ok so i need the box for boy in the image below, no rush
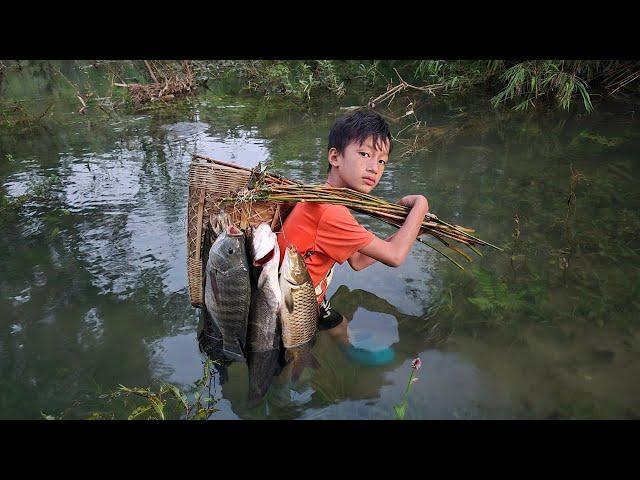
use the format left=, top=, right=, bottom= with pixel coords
left=276, top=109, right=429, bottom=330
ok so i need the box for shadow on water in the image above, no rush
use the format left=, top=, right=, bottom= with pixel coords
left=194, top=284, right=449, bottom=420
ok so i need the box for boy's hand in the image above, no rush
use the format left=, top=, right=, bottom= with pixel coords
left=399, top=195, right=429, bottom=213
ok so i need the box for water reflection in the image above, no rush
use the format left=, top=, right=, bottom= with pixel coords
left=194, top=285, right=450, bottom=419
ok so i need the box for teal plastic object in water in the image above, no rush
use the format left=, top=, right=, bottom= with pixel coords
left=342, top=345, right=395, bottom=366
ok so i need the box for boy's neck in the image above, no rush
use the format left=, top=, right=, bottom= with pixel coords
left=325, top=169, right=344, bottom=188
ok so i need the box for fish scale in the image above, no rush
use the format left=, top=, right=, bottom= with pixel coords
left=282, top=283, right=318, bottom=347
left=279, top=244, right=319, bottom=350
left=204, top=228, right=251, bottom=361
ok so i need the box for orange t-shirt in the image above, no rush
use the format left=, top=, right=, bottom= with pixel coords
left=277, top=203, right=375, bottom=304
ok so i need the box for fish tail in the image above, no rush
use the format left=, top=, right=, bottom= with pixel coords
left=288, top=348, right=320, bottom=382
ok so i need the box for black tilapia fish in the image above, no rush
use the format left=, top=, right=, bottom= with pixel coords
left=198, top=311, right=231, bottom=385
left=246, top=223, right=285, bottom=406
left=204, top=224, right=251, bottom=362
left=278, top=243, right=320, bottom=382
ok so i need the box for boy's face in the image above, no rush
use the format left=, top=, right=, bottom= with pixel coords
left=328, top=136, right=390, bottom=193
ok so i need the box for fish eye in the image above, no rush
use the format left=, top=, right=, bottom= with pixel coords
left=228, top=248, right=234, bottom=254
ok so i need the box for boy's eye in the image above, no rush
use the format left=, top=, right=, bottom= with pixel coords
left=359, top=152, right=370, bottom=158
left=378, top=159, right=387, bottom=165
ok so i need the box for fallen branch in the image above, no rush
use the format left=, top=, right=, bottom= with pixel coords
left=114, top=61, right=197, bottom=104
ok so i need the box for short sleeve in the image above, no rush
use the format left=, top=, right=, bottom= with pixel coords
left=316, top=205, right=375, bottom=264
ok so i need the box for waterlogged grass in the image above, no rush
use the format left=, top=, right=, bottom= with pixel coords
left=424, top=154, right=640, bottom=337
left=43, top=358, right=220, bottom=420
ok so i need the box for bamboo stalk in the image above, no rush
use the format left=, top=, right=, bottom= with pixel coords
left=210, top=158, right=501, bottom=271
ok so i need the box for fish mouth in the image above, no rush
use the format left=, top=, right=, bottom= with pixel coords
left=253, top=247, right=275, bottom=266
left=227, top=225, right=243, bottom=237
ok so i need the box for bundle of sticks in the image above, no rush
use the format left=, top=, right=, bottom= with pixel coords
left=221, top=167, right=501, bottom=270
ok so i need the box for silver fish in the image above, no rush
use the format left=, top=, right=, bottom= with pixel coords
left=248, top=223, right=281, bottom=352
left=204, top=224, right=251, bottom=361
left=246, top=223, right=284, bottom=405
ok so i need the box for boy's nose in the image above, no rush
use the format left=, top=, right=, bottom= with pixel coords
left=367, top=159, right=379, bottom=174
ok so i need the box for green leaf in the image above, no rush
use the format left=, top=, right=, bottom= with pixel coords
left=393, top=404, right=406, bottom=420
left=163, top=383, right=189, bottom=412
left=128, top=404, right=154, bottom=420
left=148, top=396, right=166, bottom=420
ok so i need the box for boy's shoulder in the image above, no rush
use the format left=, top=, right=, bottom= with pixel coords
left=289, top=201, right=347, bottom=216
left=286, top=202, right=364, bottom=229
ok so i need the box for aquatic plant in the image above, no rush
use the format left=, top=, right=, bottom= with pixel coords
left=490, top=61, right=595, bottom=112
left=556, top=166, right=588, bottom=286
left=90, top=358, right=219, bottom=420
left=394, top=357, right=421, bottom=420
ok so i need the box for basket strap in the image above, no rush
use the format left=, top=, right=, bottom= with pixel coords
left=194, top=188, right=206, bottom=262
left=270, top=203, right=281, bottom=231
left=314, top=265, right=335, bottom=299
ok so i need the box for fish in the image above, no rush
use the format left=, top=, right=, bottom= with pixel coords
left=247, top=348, right=284, bottom=408
left=202, top=210, right=231, bottom=273
left=279, top=342, right=319, bottom=384
left=278, top=243, right=320, bottom=381
left=209, top=211, right=231, bottom=239
left=204, top=224, right=251, bottom=362
left=197, top=310, right=231, bottom=385
left=245, top=223, right=284, bottom=405
left=248, top=223, right=282, bottom=352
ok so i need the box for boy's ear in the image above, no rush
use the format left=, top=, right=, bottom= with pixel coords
left=328, top=147, right=340, bottom=168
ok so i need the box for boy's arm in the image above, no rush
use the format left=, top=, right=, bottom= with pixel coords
left=347, top=233, right=396, bottom=270
left=348, top=195, right=428, bottom=270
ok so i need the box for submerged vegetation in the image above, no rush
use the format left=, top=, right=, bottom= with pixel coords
left=44, top=358, right=219, bottom=420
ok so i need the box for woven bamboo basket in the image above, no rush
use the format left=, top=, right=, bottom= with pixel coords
left=187, top=154, right=293, bottom=308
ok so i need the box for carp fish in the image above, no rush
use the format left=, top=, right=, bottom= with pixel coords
left=278, top=243, right=320, bottom=380
left=204, top=224, right=251, bottom=362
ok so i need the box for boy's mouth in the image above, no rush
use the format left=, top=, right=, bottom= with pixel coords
left=362, top=176, right=376, bottom=186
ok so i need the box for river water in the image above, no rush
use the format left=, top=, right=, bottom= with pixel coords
left=1, top=61, right=639, bottom=419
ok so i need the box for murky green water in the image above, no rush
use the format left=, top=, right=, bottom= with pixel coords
left=1, top=61, right=639, bottom=419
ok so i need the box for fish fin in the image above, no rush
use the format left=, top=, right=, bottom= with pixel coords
left=284, top=291, right=294, bottom=313
left=209, top=271, right=220, bottom=305
left=290, top=357, right=304, bottom=383
left=304, top=350, right=320, bottom=370
left=289, top=348, right=319, bottom=382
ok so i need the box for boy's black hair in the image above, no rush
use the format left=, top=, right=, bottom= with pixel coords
left=327, top=109, right=392, bottom=171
